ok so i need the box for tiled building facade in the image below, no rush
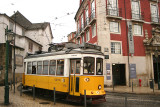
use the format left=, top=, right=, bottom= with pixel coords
left=72, top=0, right=160, bottom=86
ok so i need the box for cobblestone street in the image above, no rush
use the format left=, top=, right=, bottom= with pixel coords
left=0, top=83, right=82, bottom=107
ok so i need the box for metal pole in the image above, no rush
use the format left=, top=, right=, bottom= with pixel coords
left=20, top=83, right=22, bottom=96
left=4, top=40, right=9, bottom=105
left=125, top=93, right=127, bottom=107
left=132, top=81, right=133, bottom=92
left=33, top=85, right=35, bottom=100
left=84, top=90, right=86, bottom=107
left=156, top=57, right=160, bottom=90
left=10, top=80, right=12, bottom=90
left=54, top=87, right=56, bottom=105
left=153, top=79, right=154, bottom=93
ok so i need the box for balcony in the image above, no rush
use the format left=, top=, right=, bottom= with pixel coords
left=89, top=10, right=96, bottom=25
left=151, top=15, right=160, bottom=24
left=131, top=11, right=144, bottom=22
left=106, top=6, right=122, bottom=19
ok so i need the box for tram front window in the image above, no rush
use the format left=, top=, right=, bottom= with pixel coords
left=83, top=57, right=95, bottom=75
left=96, top=58, right=103, bottom=75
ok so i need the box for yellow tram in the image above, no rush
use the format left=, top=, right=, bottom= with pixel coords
left=22, top=43, right=106, bottom=104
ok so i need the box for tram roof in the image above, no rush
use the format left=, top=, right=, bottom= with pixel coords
left=25, top=43, right=104, bottom=59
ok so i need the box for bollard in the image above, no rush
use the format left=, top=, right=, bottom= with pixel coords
left=53, top=87, right=56, bottom=105
left=16, top=77, right=17, bottom=85
left=84, top=90, right=87, bottom=107
left=132, top=81, right=133, bottom=92
left=20, top=83, right=22, bottom=96
left=153, top=79, right=154, bottom=93
left=125, top=93, right=127, bottom=107
left=10, top=80, right=12, bottom=90
left=33, top=85, right=35, bottom=100
left=113, top=82, right=114, bottom=91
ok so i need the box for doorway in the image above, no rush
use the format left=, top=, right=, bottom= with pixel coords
left=112, top=64, right=126, bottom=85
left=153, top=55, right=160, bottom=83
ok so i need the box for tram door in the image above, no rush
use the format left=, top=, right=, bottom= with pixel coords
left=69, top=59, right=81, bottom=96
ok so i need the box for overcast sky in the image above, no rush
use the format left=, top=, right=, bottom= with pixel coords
left=0, top=0, right=79, bottom=43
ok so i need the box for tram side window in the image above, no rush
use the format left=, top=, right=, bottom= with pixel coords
left=49, top=60, right=56, bottom=75
left=37, top=61, right=42, bottom=75
left=76, top=60, right=81, bottom=74
left=83, top=57, right=95, bottom=75
left=96, top=58, right=103, bottom=75
left=32, top=62, right=37, bottom=74
left=43, top=61, right=49, bottom=75
left=57, top=60, right=64, bottom=76
left=27, top=62, right=32, bottom=74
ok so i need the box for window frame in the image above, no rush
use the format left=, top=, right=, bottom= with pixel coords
left=109, top=21, right=120, bottom=33
left=49, top=60, right=56, bottom=75
left=56, top=59, right=64, bottom=76
left=86, top=30, right=90, bottom=42
left=92, top=24, right=96, bottom=38
left=83, top=57, right=95, bottom=75
left=133, top=24, right=143, bottom=36
left=111, top=42, right=121, bottom=54
left=42, top=60, right=49, bottom=75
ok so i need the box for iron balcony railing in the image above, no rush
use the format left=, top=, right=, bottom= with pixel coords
left=106, top=7, right=122, bottom=17
left=84, top=17, right=89, bottom=28
left=131, top=11, right=144, bottom=20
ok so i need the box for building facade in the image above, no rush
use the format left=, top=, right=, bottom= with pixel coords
left=73, top=0, right=160, bottom=86
left=0, top=11, right=53, bottom=84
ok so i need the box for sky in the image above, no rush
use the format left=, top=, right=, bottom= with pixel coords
left=0, top=0, right=79, bottom=43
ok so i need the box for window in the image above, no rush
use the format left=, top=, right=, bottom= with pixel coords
left=108, top=0, right=118, bottom=16
left=85, top=7, right=89, bottom=25
left=110, top=21, right=120, bottom=33
left=43, top=61, right=49, bottom=75
left=83, top=57, right=95, bottom=75
left=71, top=59, right=81, bottom=74
left=29, top=42, right=33, bottom=52
left=131, top=1, right=140, bottom=19
left=81, top=14, right=84, bottom=29
left=32, top=62, right=37, bottom=74
left=57, top=60, right=64, bottom=76
left=27, top=62, right=32, bottom=74
left=77, top=38, right=80, bottom=44
left=9, top=21, right=14, bottom=31
left=151, top=4, right=159, bottom=23
left=49, top=60, right=56, bottom=75
left=96, top=58, right=103, bottom=75
left=92, top=24, right=96, bottom=38
left=86, top=30, right=90, bottom=42
left=37, top=61, right=42, bottom=74
left=134, top=24, right=142, bottom=35
left=91, top=0, right=95, bottom=18
left=111, top=42, right=121, bottom=54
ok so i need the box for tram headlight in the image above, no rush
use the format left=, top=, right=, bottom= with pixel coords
left=98, top=85, right=102, bottom=90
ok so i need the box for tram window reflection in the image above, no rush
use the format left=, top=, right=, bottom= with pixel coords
left=96, top=58, right=103, bottom=75
left=49, top=60, right=56, bottom=75
left=27, top=62, right=32, bottom=74
left=43, top=61, right=49, bottom=75
left=76, top=60, right=80, bottom=74
left=32, top=62, right=37, bottom=74
left=83, top=57, right=95, bottom=75
left=37, top=61, right=42, bottom=75
left=57, top=60, right=64, bottom=76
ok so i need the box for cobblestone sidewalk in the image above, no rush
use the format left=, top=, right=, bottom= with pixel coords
left=0, top=83, right=80, bottom=107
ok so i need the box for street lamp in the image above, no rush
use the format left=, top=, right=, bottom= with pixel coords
left=4, top=26, right=14, bottom=105
left=155, top=49, right=160, bottom=90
